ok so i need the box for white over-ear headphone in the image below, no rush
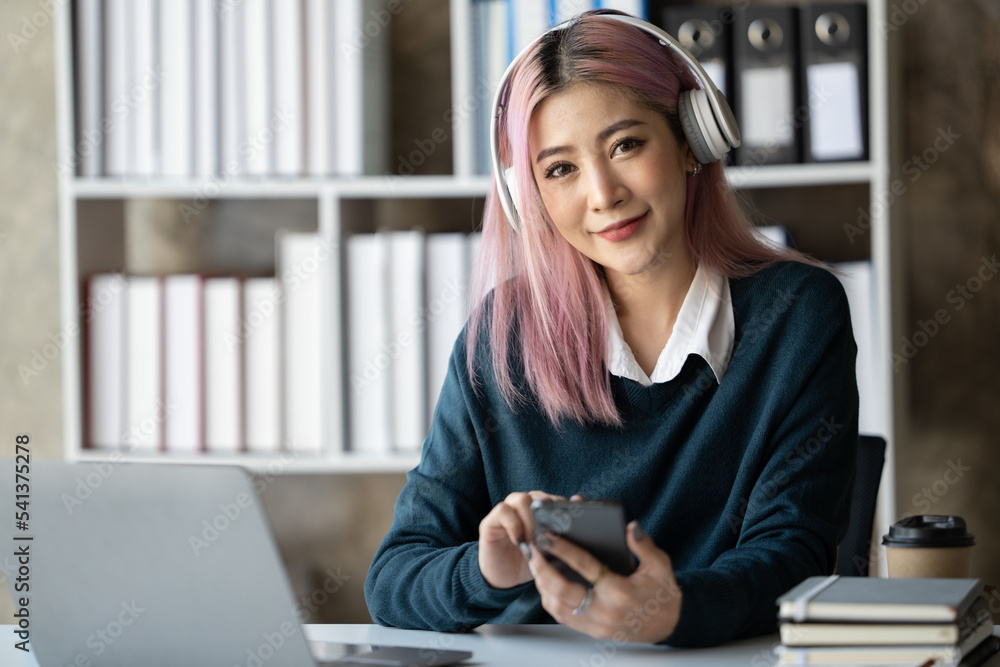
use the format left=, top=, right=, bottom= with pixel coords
left=489, top=13, right=741, bottom=232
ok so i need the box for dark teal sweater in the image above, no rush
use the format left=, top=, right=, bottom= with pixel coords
left=364, top=261, right=859, bottom=647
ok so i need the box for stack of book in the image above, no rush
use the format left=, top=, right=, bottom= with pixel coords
left=775, top=576, right=999, bottom=666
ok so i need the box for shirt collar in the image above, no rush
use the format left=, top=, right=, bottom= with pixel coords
left=604, top=265, right=735, bottom=386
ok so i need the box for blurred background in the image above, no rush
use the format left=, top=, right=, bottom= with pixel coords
left=1, top=0, right=998, bottom=624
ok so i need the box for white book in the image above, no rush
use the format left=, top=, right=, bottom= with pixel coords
left=87, top=274, right=127, bottom=449
left=512, top=0, right=550, bottom=52
left=305, top=0, right=334, bottom=175
left=243, top=0, right=272, bottom=176
left=159, top=0, right=194, bottom=177
left=346, top=234, right=391, bottom=455
left=163, top=275, right=203, bottom=452
left=389, top=230, right=426, bottom=453
left=204, top=278, right=243, bottom=453
left=130, top=0, right=158, bottom=177
left=835, top=261, right=881, bottom=435
left=279, top=232, right=325, bottom=454
left=425, top=234, right=469, bottom=427
left=193, top=0, right=219, bottom=177
left=219, top=0, right=245, bottom=174
left=124, top=276, right=162, bottom=452
left=75, top=0, right=103, bottom=177
left=333, top=0, right=387, bottom=175
left=103, top=0, right=130, bottom=176
left=271, top=0, right=304, bottom=177
left=243, top=277, right=280, bottom=453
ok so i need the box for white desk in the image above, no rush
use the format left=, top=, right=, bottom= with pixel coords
left=6, top=624, right=998, bottom=666
left=0, top=624, right=780, bottom=666
left=308, top=624, right=781, bottom=664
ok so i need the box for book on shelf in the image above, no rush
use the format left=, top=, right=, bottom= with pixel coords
left=163, top=275, right=204, bottom=452
left=777, top=576, right=984, bottom=623
left=86, top=273, right=126, bottom=450
left=204, top=277, right=243, bottom=453
left=835, top=260, right=883, bottom=436
left=159, top=0, right=194, bottom=177
left=74, top=0, right=103, bottom=177
left=334, top=0, right=389, bottom=175
left=125, top=276, right=162, bottom=451
left=346, top=233, right=392, bottom=455
left=193, top=0, right=219, bottom=178
left=388, top=230, right=427, bottom=454
left=102, top=0, right=129, bottom=176
left=780, top=595, right=992, bottom=647
left=244, top=276, right=281, bottom=454
left=72, top=0, right=386, bottom=178
left=305, top=0, right=335, bottom=176
left=130, top=0, right=158, bottom=177
left=272, top=0, right=305, bottom=177
left=243, top=0, right=272, bottom=176
left=219, top=0, right=245, bottom=174
left=279, top=232, right=326, bottom=454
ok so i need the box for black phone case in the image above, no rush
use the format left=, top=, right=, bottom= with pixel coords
left=531, top=500, right=635, bottom=587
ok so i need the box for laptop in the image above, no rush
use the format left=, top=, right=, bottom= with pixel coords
left=0, top=459, right=471, bottom=667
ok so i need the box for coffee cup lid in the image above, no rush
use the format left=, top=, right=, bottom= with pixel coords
left=882, top=515, right=975, bottom=548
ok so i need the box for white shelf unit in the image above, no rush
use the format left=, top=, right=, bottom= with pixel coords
left=56, top=0, right=898, bottom=542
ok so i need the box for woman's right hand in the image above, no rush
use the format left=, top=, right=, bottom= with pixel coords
left=478, top=490, right=580, bottom=589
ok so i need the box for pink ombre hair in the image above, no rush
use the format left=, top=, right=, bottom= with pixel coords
left=466, top=10, right=811, bottom=428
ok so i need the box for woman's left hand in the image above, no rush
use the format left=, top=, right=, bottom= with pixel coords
left=529, top=521, right=682, bottom=643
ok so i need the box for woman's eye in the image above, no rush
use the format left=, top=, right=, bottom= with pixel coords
left=612, top=137, right=645, bottom=156
left=544, top=162, right=574, bottom=179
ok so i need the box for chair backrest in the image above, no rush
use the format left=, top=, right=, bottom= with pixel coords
left=835, top=434, right=887, bottom=577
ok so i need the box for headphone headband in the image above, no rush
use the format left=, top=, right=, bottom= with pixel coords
left=490, top=13, right=741, bottom=232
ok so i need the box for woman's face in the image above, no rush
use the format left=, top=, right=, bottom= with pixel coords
left=527, top=82, right=693, bottom=279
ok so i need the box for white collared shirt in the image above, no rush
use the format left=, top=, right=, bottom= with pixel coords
left=604, top=266, right=735, bottom=386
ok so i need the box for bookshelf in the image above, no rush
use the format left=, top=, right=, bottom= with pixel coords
left=55, top=0, right=899, bottom=567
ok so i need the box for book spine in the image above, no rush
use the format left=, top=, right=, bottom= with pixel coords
left=193, top=0, right=219, bottom=177
left=87, top=274, right=127, bottom=448
left=244, top=277, right=280, bottom=453
left=163, top=274, right=204, bottom=452
left=204, top=278, right=243, bottom=453
left=75, top=0, right=104, bottom=177
left=125, top=276, right=162, bottom=451
left=271, top=0, right=304, bottom=177
left=280, top=233, right=325, bottom=454
left=243, top=0, right=273, bottom=176
left=159, top=0, right=194, bottom=177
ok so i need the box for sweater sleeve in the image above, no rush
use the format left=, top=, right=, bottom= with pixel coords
left=364, top=332, right=533, bottom=631
left=665, top=269, right=860, bottom=647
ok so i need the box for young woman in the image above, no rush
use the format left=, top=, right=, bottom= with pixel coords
left=365, top=10, right=859, bottom=647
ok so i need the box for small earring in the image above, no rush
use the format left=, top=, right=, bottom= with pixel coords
left=688, top=163, right=702, bottom=177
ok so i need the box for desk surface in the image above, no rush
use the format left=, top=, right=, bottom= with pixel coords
left=0, top=624, right=781, bottom=666
left=7, top=624, right=999, bottom=666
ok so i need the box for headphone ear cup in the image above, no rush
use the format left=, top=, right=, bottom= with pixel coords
left=504, top=166, right=521, bottom=220
left=678, top=89, right=730, bottom=165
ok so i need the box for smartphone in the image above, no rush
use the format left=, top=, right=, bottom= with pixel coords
left=530, top=499, right=635, bottom=587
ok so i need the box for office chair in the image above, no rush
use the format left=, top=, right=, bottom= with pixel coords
left=835, top=434, right=887, bottom=577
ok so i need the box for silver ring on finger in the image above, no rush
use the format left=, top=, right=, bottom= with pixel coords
left=571, top=586, right=593, bottom=616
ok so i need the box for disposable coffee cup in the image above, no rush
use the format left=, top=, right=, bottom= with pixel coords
left=882, top=515, right=975, bottom=578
